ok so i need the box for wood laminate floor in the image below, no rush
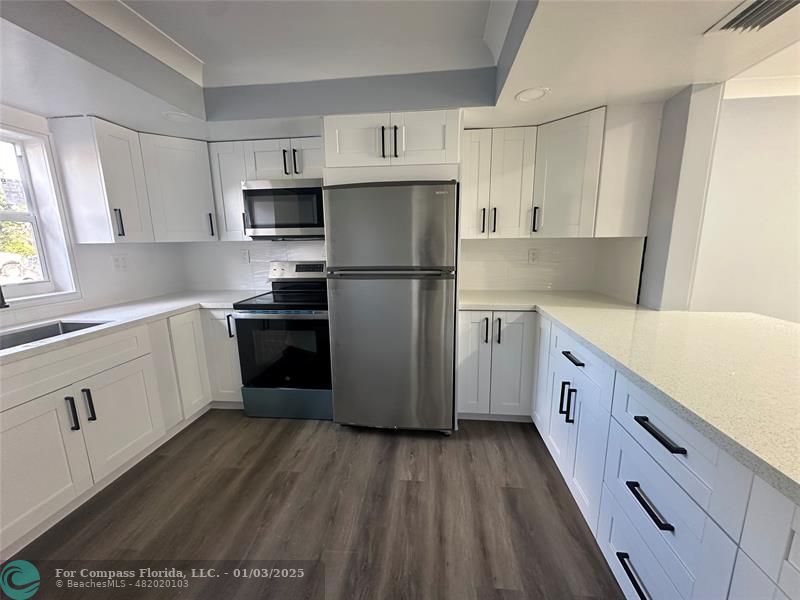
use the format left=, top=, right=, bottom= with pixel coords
left=19, top=411, right=622, bottom=599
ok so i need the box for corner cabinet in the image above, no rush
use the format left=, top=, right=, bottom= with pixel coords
left=50, top=116, right=154, bottom=243
left=323, top=110, right=461, bottom=167
left=456, top=311, right=536, bottom=417
left=140, top=134, right=217, bottom=242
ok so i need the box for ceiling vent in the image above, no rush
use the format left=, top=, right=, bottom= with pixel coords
left=705, top=0, right=799, bottom=33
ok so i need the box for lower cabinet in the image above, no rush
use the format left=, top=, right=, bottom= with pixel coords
left=169, top=310, right=212, bottom=418
left=530, top=315, right=552, bottom=433
left=456, top=310, right=536, bottom=416
left=202, top=310, right=243, bottom=403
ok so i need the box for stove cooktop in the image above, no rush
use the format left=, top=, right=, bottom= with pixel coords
left=233, top=288, right=328, bottom=312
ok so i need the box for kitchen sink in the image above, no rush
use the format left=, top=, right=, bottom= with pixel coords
left=0, top=321, right=109, bottom=350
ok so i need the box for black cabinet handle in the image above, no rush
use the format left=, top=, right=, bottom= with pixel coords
left=393, top=125, right=399, bottom=158
left=565, top=388, right=576, bottom=423
left=82, top=388, right=97, bottom=421
left=282, top=149, right=289, bottom=175
left=616, top=552, right=649, bottom=600
left=492, top=207, right=497, bottom=233
left=562, top=350, right=585, bottom=367
left=483, top=317, right=489, bottom=344
left=496, top=318, right=502, bottom=344
left=292, top=148, right=300, bottom=174
left=242, top=212, right=247, bottom=232
left=480, top=208, right=486, bottom=233
left=65, top=396, right=80, bottom=431
left=558, top=381, right=570, bottom=415
left=626, top=481, right=675, bottom=532
left=113, top=208, right=126, bottom=237
left=381, top=126, right=386, bottom=158
left=634, top=416, right=687, bottom=455
left=226, top=314, right=235, bottom=338
left=532, top=206, right=540, bottom=233
left=208, top=213, right=215, bottom=237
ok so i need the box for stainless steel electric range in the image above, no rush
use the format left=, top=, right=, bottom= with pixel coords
left=232, top=261, right=332, bottom=420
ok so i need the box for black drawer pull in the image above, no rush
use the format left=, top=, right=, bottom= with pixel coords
left=634, top=416, right=687, bottom=455
left=626, top=481, right=674, bottom=532
left=81, top=388, right=97, bottom=421
left=565, top=388, right=576, bottom=423
left=616, top=552, right=649, bottom=600
left=562, top=350, right=585, bottom=367
left=65, top=396, right=80, bottom=431
left=558, top=381, right=569, bottom=414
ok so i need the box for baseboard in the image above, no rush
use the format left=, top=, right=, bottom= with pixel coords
left=210, top=400, right=244, bottom=410
left=458, top=413, right=533, bottom=423
left=0, top=406, right=211, bottom=559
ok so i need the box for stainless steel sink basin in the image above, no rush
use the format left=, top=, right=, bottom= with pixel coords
left=0, top=321, right=109, bottom=350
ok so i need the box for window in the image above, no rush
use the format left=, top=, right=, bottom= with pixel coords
left=0, top=139, right=53, bottom=294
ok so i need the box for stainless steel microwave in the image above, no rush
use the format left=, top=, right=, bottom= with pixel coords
left=242, top=179, right=324, bottom=239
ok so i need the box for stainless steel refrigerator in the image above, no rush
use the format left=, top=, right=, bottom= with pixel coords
left=324, top=181, right=457, bottom=432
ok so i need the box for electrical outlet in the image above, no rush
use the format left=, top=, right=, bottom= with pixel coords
left=239, top=249, right=250, bottom=264
left=528, top=249, right=536, bottom=264
left=111, top=255, right=128, bottom=272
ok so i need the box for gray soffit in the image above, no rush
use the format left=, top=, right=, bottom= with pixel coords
left=496, top=0, right=539, bottom=100
left=0, top=0, right=205, bottom=119
left=204, top=67, right=497, bottom=121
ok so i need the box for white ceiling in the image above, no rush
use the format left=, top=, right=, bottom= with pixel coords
left=465, top=0, right=800, bottom=128
left=123, top=0, right=496, bottom=88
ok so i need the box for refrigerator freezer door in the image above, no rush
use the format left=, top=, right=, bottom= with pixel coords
left=324, top=181, right=457, bottom=269
left=328, top=275, right=455, bottom=430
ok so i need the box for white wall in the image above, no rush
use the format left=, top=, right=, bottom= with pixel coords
left=459, top=237, right=644, bottom=303
left=690, top=95, right=800, bottom=322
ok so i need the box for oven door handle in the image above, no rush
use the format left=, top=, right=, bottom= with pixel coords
left=232, top=311, right=329, bottom=320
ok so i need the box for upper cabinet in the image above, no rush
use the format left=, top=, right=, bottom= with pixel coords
left=533, top=108, right=605, bottom=238
left=139, top=133, right=216, bottom=242
left=209, top=141, right=248, bottom=242
left=51, top=117, right=154, bottom=243
left=459, top=104, right=662, bottom=240
left=323, top=110, right=461, bottom=167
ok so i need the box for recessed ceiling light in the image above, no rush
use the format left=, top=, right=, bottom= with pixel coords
left=515, top=87, right=551, bottom=102
left=162, top=110, right=194, bottom=123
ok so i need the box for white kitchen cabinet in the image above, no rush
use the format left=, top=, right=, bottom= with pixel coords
left=169, top=310, right=212, bottom=418
left=545, top=358, right=574, bottom=470
left=488, top=127, right=537, bottom=238
left=459, top=129, right=492, bottom=239
left=456, top=310, right=535, bottom=417
left=729, top=550, right=783, bottom=600
left=243, top=138, right=293, bottom=180
left=76, top=355, right=165, bottom=482
left=532, top=108, right=605, bottom=238
left=209, top=141, right=248, bottom=241
left=203, top=310, right=243, bottom=404
left=140, top=133, right=217, bottom=242
left=323, top=110, right=461, bottom=167
left=50, top=116, right=154, bottom=243
left=0, top=386, right=93, bottom=548
left=289, top=137, right=324, bottom=178
left=531, top=315, right=552, bottom=433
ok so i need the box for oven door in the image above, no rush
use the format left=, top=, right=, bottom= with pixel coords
left=243, top=179, right=324, bottom=238
left=233, top=312, right=331, bottom=391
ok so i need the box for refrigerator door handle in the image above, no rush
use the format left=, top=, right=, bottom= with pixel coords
left=328, top=269, right=454, bottom=278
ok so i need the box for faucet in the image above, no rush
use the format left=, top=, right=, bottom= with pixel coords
left=0, top=284, right=9, bottom=309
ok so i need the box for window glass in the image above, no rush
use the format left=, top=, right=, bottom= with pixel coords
left=0, top=141, right=29, bottom=212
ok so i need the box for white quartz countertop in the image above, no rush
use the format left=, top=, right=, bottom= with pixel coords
left=459, top=290, right=800, bottom=503
left=0, top=291, right=256, bottom=365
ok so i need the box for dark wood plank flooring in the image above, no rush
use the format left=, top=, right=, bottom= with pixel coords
left=19, top=411, right=622, bottom=599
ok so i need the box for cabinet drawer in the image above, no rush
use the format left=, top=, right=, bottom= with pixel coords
left=611, top=372, right=752, bottom=540
left=740, top=475, right=800, bottom=599
left=729, top=550, right=788, bottom=600
left=1, top=325, right=152, bottom=413
left=604, top=420, right=736, bottom=599
left=550, top=324, right=614, bottom=411
left=597, top=485, right=682, bottom=600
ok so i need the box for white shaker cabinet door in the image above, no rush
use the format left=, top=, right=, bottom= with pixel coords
left=489, top=127, right=536, bottom=238
left=203, top=310, right=243, bottom=404
left=169, top=310, right=212, bottom=419
left=209, top=141, right=248, bottom=241
left=140, top=133, right=216, bottom=241
left=290, top=137, right=324, bottom=179
left=323, top=113, right=390, bottom=167
left=0, top=387, right=93, bottom=549
left=390, top=110, right=460, bottom=165
left=459, top=129, right=492, bottom=239
left=545, top=358, right=574, bottom=474
left=77, top=355, right=165, bottom=483
left=531, top=315, right=552, bottom=434
left=532, top=107, right=604, bottom=238
left=489, top=311, right=536, bottom=416
left=244, top=138, right=293, bottom=180
left=456, top=311, right=493, bottom=415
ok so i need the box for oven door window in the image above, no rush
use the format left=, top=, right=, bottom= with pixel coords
left=236, top=318, right=331, bottom=390
left=244, top=189, right=323, bottom=229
